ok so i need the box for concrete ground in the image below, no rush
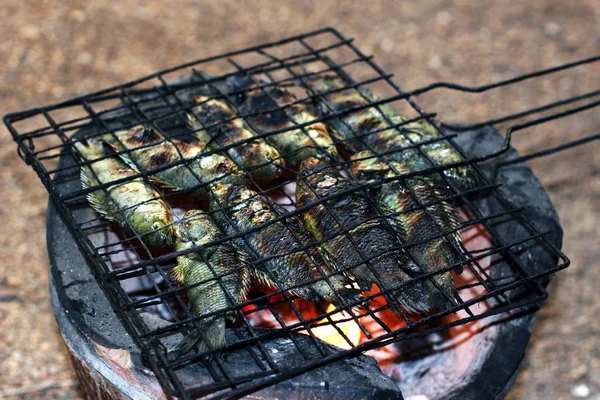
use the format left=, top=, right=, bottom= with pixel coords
left=0, top=1, right=598, bottom=399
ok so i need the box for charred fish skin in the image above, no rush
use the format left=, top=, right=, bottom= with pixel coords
left=173, top=209, right=251, bottom=353
left=351, top=151, right=463, bottom=310
left=305, top=75, right=478, bottom=189
left=188, top=96, right=284, bottom=181
left=75, top=139, right=174, bottom=247
left=227, top=77, right=339, bottom=167
left=296, top=157, right=434, bottom=314
left=210, top=183, right=355, bottom=305
left=103, top=125, right=245, bottom=196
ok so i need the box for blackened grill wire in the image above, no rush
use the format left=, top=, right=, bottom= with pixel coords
left=0, top=44, right=576, bottom=400
left=3, top=27, right=595, bottom=399
left=1, top=32, right=580, bottom=396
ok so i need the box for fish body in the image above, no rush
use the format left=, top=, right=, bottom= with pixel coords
left=230, top=82, right=338, bottom=167
left=351, top=151, right=463, bottom=310
left=104, top=125, right=245, bottom=196
left=188, top=96, right=284, bottom=181
left=173, top=209, right=251, bottom=353
left=210, top=183, right=355, bottom=305
left=305, top=75, right=478, bottom=189
left=75, top=139, right=173, bottom=246
left=296, top=157, right=433, bottom=314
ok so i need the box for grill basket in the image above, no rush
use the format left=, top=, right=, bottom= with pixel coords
left=5, top=27, right=598, bottom=400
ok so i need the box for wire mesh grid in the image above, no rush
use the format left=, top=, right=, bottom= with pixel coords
left=5, top=27, right=597, bottom=399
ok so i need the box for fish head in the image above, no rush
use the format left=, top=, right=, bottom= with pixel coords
left=225, top=75, right=256, bottom=104
left=132, top=201, right=174, bottom=246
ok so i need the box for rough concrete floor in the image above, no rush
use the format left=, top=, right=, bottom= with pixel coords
left=0, top=1, right=598, bottom=399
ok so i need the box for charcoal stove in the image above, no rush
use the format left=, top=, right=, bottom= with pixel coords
left=5, top=28, right=598, bottom=399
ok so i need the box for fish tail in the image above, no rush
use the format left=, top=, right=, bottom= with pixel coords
left=427, top=273, right=459, bottom=312
left=393, top=280, right=435, bottom=314
left=176, top=317, right=226, bottom=355
left=74, top=138, right=106, bottom=160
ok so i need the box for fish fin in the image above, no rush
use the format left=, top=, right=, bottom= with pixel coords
left=171, top=260, right=186, bottom=284
left=220, top=241, right=253, bottom=301
left=318, top=246, right=353, bottom=280
left=187, top=112, right=201, bottom=131
left=238, top=266, right=253, bottom=301
left=79, top=167, right=112, bottom=220
left=76, top=141, right=115, bottom=220
left=102, top=140, right=139, bottom=172
left=429, top=186, right=464, bottom=254
left=251, top=268, right=278, bottom=292
left=187, top=112, right=213, bottom=147
left=151, top=176, right=180, bottom=192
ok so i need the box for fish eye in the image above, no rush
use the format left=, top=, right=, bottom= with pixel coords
left=236, top=93, right=245, bottom=103
left=152, top=222, right=162, bottom=231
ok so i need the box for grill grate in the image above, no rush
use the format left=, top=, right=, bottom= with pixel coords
left=5, top=27, right=598, bottom=399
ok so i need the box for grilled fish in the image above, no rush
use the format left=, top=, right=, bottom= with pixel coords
left=188, top=96, right=284, bottom=181
left=75, top=138, right=173, bottom=247
left=228, top=78, right=339, bottom=167
left=351, top=151, right=463, bottom=310
left=296, top=157, right=434, bottom=314
left=103, top=125, right=245, bottom=196
left=305, top=75, right=478, bottom=189
left=210, top=183, right=356, bottom=305
left=173, top=209, right=251, bottom=353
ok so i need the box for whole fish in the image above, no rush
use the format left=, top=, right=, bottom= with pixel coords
left=296, top=157, right=434, bottom=314
left=188, top=96, right=284, bottom=181
left=103, top=125, right=245, bottom=196
left=173, top=209, right=251, bottom=353
left=210, top=183, right=356, bottom=305
left=75, top=138, right=173, bottom=246
left=350, top=151, right=463, bottom=310
left=228, top=79, right=339, bottom=167
left=305, top=75, right=478, bottom=189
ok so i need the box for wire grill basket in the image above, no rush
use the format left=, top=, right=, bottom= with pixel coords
left=5, top=27, right=596, bottom=399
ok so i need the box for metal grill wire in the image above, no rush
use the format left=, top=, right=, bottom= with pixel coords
left=5, top=27, right=597, bottom=399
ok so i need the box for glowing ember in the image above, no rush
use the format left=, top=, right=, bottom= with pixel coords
left=307, top=304, right=362, bottom=349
